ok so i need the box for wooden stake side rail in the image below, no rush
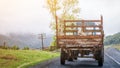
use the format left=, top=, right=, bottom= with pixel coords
left=59, top=43, right=102, bottom=45
left=59, top=43, right=102, bottom=49
left=65, top=25, right=103, bottom=28
left=59, top=39, right=102, bottom=42
left=84, top=30, right=102, bottom=32
left=59, top=42, right=102, bottom=45
left=58, top=35, right=103, bottom=39
left=63, top=30, right=77, bottom=32
left=57, top=16, right=104, bottom=48
left=59, top=43, right=103, bottom=47
left=64, top=20, right=101, bottom=22
left=62, top=46, right=97, bottom=50
left=58, top=40, right=101, bottom=42
left=63, top=30, right=102, bottom=32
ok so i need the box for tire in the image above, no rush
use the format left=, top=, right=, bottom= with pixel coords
left=98, top=49, right=104, bottom=66
left=60, top=49, right=65, bottom=65
left=98, top=58, right=103, bottom=66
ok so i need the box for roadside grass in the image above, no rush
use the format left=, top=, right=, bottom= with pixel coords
left=104, top=44, right=120, bottom=50
left=104, top=45, right=111, bottom=49
left=111, top=44, right=120, bottom=50
left=0, top=49, right=60, bottom=68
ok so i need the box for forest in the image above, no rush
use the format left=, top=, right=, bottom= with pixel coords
left=104, top=32, right=120, bottom=45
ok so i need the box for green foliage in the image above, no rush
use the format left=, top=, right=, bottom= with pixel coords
left=46, top=0, right=80, bottom=47
left=49, top=36, right=57, bottom=51
left=23, top=46, right=29, bottom=50
left=0, top=45, right=11, bottom=49
left=46, top=0, right=80, bottom=30
left=50, top=36, right=56, bottom=46
left=104, top=32, right=120, bottom=45
left=46, top=0, right=60, bottom=18
left=112, top=44, right=120, bottom=50
left=11, top=45, right=19, bottom=50
left=0, top=45, right=19, bottom=50
left=1, top=45, right=9, bottom=49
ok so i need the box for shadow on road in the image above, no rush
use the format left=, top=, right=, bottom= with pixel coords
left=61, top=59, right=102, bottom=68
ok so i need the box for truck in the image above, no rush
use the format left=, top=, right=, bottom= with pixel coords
left=56, top=16, right=104, bottom=66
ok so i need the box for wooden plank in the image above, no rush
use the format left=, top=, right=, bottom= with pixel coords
left=59, top=42, right=101, bottom=45
left=65, top=25, right=102, bottom=28
left=63, top=30, right=78, bottom=32
left=59, top=43, right=102, bottom=46
left=84, top=30, right=102, bottom=32
left=85, top=26, right=102, bottom=28
left=58, top=35, right=103, bottom=39
left=59, top=40, right=101, bottom=43
left=64, top=20, right=101, bottom=22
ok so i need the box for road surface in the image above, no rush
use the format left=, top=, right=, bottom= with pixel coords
left=30, top=48, right=120, bottom=68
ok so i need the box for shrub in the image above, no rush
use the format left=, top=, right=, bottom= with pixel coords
left=1, top=45, right=10, bottom=49
left=23, top=46, right=29, bottom=50
left=12, top=45, right=19, bottom=50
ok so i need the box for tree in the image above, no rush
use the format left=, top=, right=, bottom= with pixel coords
left=12, top=45, right=19, bottom=50
left=104, top=32, right=120, bottom=45
left=46, top=0, right=80, bottom=46
left=46, top=0, right=60, bottom=18
left=23, top=46, right=29, bottom=50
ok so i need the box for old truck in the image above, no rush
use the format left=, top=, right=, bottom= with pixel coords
left=56, top=16, right=104, bottom=66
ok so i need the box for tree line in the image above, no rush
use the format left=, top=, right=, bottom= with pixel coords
left=104, top=32, right=120, bottom=45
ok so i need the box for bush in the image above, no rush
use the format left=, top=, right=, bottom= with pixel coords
left=49, top=46, right=57, bottom=51
left=1, top=45, right=10, bottom=49
left=0, top=45, right=19, bottom=50
left=23, top=46, right=29, bottom=50
left=12, top=45, right=19, bottom=50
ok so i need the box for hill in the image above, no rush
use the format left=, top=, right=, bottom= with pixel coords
left=104, top=32, right=120, bottom=45
left=0, top=33, right=53, bottom=49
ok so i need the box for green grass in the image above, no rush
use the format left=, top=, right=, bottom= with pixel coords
left=104, top=44, right=120, bottom=50
left=111, top=44, right=120, bottom=50
left=0, top=49, right=59, bottom=68
left=104, top=45, right=111, bottom=49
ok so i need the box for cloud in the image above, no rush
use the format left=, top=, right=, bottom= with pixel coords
left=79, top=0, right=120, bottom=35
left=0, top=0, right=52, bottom=34
left=0, top=0, right=120, bottom=35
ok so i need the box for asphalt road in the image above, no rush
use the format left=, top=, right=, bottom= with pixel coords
left=30, top=48, right=120, bottom=68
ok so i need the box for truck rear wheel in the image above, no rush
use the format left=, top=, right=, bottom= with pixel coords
left=98, top=57, right=103, bottom=66
left=98, top=49, right=104, bottom=66
left=60, top=49, right=65, bottom=65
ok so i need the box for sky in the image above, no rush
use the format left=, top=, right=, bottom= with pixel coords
left=0, top=0, right=120, bottom=36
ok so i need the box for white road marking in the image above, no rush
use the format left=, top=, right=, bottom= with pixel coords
left=17, top=62, right=32, bottom=68
left=105, top=53, right=120, bottom=65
